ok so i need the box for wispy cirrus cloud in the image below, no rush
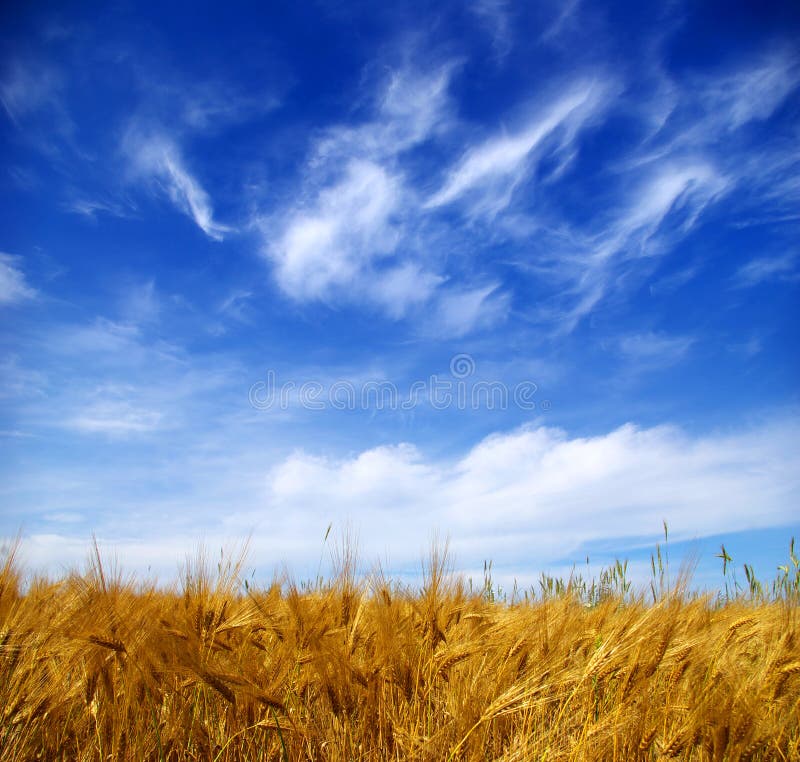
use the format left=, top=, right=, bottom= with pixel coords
left=263, top=62, right=502, bottom=332
left=176, top=82, right=281, bottom=133
left=0, top=355, right=47, bottom=399
left=0, top=57, right=62, bottom=124
left=66, top=394, right=164, bottom=436
left=648, top=265, right=700, bottom=296
left=123, top=129, right=232, bottom=241
left=695, top=49, right=799, bottom=131
left=732, top=253, right=799, bottom=288
left=313, top=64, right=455, bottom=162
left=0, top=253, right=37, bottom=304
left=616, top=331, right=695, bottom=370
left=63, top=196, right=134, bottom=220
left=117, top=280, right=161, bottom=325
left=515, top=53, right=796, bottom=332
left=426, top=80, right=609, bottom=217
left=469, top=0, right=514, bottom=60
left=429, top=284, right=510, bottom=338
left=522, top=160, right=728, bottom=332
left=482, top=48, right=799, bottom=333
left=269, top=159, right=405, bottom=302
left=0, top=53, right=78, bottom=161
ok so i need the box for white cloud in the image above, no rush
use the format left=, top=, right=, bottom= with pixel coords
left=648, top=265, right=699, bottom=295
left=264, top=63, right=465, bottom=321
left=125, top=130, right=231, bottom=241
left=540, top=0, right=582, bottom=43
left=51, top=318, right=145, bottom=357
left=64, top=196, right=132, bottom=220
left=9, top=415, right=799, bottom=580
left=314, top=65, right=455, bottom=163
left=469, top=0, right=513, bottom=59
left=217, top=289, right=254, bottom=325
left=0, top=58, right=61, bottom=123
left=429, top=284, right=509, bottom=338
left=426, top=81, right=608, bottom=215
left=732, top=253, right=799, bottom=288
left=42, top=512, right=84, bottom=524
left=0, top=355, right=46, bottom=399
left=616, top=332, right=695, bottom=368
left=0, top=253, right=36, bottom=304
left=119, top=280, right=160, bottom=325
left=526, top=161, right=727, bottom=333
left=67, top=403, right=163, bottom=435
left=178, top=84, right=280, bottom=133
left=698, top=50, right=799, bottom=130
left=262, top=416, right=800, bottom=569
left=505, top=50, right=796, bottom=334
left=270, top=160, right=403, bottom=300
left=265, top=67, right=612, bottom=334
left=371, top=264, right=444, bottom=319
left=64, top=384, right=164, bottom=436
left=616, top=163, right=726, bottom=246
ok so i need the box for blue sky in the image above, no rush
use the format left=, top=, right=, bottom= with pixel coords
left=1, top=1, right=799, bottom=588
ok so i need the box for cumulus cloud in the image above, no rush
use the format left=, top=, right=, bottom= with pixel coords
left=261, top=417, right=800, bottom=569
left=11, top=415, right=800, bottom=581
left=0, top=253, right=37, bottom=304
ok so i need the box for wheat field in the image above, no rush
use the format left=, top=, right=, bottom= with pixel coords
left=1, top=538, right=798, bottom=761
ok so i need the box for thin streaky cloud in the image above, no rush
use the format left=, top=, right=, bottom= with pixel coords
left=697, top=49, right=799, bottom=131
left=67, top=402, right=163, bottom=436
left=469, top=0, right=513, bottom=60
left=429, top=284, right=509, bottom=339
left=616, top=332, right=695, bottom=368
left=425, top=81, right=607, bottom=213
left=540, top=0, right=581, bottom=43
left=0, top=58, right=61, bottom=123
left=527, top=161, right=727, bottom=333
left=124, top=129, right=232, bottom=241
left=649, top=265, right=700, bottom=296
left=63, top=196, right=133, bottom=220
left=732, top=253, right=799, bottom=289
left=314, top=64, right=456, bottom=163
